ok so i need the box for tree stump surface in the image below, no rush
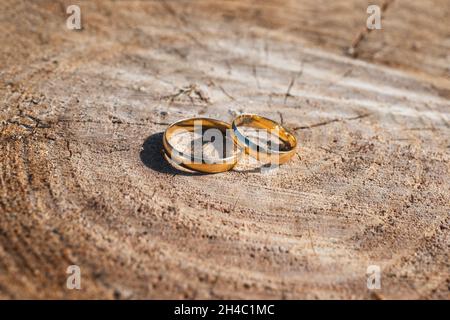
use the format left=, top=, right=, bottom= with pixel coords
left=0, top=0, right=449, bottom=299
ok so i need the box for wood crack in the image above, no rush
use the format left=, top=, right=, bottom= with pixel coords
left=293, top=113, right=371, bottom=131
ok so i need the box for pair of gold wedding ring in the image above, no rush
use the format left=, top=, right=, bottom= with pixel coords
left=162, top=114, right=297, bottom=173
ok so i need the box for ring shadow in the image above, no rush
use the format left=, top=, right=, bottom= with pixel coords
left=139, top=132, right=206, bottom=176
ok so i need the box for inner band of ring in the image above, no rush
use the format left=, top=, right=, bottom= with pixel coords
left=231, top=114, right=297, bottom=165
left=163, top=118, right=241, bottom=173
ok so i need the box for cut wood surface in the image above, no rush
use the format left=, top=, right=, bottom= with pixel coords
left=0, top=0, right=449, bottom=299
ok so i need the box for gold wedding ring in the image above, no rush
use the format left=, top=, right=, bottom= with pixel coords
left=231, top=114, right=297, bottom=165
left=163, top=118, right=241, bottom=173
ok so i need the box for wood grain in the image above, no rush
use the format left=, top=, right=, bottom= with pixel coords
left=0, top=0, right=449, bottom=299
